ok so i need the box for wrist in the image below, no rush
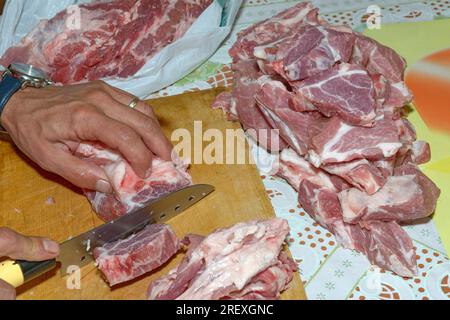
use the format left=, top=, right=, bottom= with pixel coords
left=0, top=88, right=26, bottom=131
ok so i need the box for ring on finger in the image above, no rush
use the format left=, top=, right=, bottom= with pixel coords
left=128, top=97, right=140, bottom=109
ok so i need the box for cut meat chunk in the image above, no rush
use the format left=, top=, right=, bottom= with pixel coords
left=211, top=91, right=238, bottom=121
left=351, top=35, right=407, bottom=83
left=232, top=60, right=285, bottom=151
left=76, top=143, right=192, bottom=221
left=93, top=224, right=180, bottom=286
left=1, top=0, right=212, bottom=83
left=255, top=25, right=355, bottom=81
left=333, top=220, right=417, bottom=277
left=229, top=2, right=321, bottom=62
left=293, top=63, right=377, bottom=126
left=277, top=149, right=343, bottom=192
left=309, top=116, right=403, bottom=166
left=360, top=221, right=417, bottom=277
left=148, top=218, right=295, bottom=300
left=384, top=81, right=413, bottom=111
left=322, top=159, right=387, bottom=195
left=256, top=80, right=324, bottom=155
left=338, top=164, right=441, bottom=223
left=408, top=140, right=431, bottom=165
left=298, top=180, right=343, bottom=230
left=222, top=252, right=297, bottom=300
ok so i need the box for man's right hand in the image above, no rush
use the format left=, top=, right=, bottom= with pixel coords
left=0, top=81, right=173, bottom=193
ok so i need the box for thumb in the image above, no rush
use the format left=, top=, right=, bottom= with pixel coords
left=0, top=227, right=59, bottom=261
left=0, top=279, right=15, bottom=300
left=45, top=147, right=113, bottom=193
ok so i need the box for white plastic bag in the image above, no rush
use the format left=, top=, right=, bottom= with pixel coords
left=0, top=0, right=242, bottom=99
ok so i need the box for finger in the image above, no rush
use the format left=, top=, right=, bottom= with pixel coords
left=0, top=227, right=59, bottom=261
left=42, top=145, right=113, bottom=193
left=85, top=83, right=172, bottom=161
left=76, top=113, right=153, bottom=178
left=0, top=280, right=15, bottom=300
left=94, top=82, right=156, bottom=119
left=101, top=105, right=173, bottom=162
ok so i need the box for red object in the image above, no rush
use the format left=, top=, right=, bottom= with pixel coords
left=75, top=143, right=192, bottom=222
left=94, top=224, right=180, bottom=286
left=148, top=219, right=296, bottom=300
left=0, top=0, right=212, bottom=83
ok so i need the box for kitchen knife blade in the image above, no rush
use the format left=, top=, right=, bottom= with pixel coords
left=58, top=184, right=214, bottom=275
left=0, top=184, right=214, bottom=287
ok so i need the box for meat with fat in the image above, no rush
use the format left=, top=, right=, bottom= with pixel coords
left=93, top=224, right=181, bottom=286
left=338, top=164, right=441, bottom=223
left=0, top=0, right=212, bottom=83
left=147, top=218, right=296, bottom=300
left=76, top=143, right=192, bottom=221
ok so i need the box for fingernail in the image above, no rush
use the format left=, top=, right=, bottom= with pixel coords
left=95, top=179, right=112, bottom=194
left=43, top=239, right=59, bottom=255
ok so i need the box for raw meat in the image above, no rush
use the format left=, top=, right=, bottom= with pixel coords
left=229, top=2, right=321, bottom=62
left=293, top=63, right=377, bottom=126
left=298, top=180, right=418, bottom=277
left=339, top=164, right=441, bottom=223
left=298, top=180, right=343, bottom=230
left=211, top=92, right=238, bottom=121
left=231, top=60, right=286, bottom=151
left=76, top=143, right=192, bottom=221
left=256, top=80, right=324, bottom=155
left=211, top=2, right=440, bottom=277
left=351, top=35, right=407, bottom=83
left=0, top=0, right=212, bottom=84
left=322, top=159, right=387, bottom=195
left=93, top=224, right=180, bottom=286
left=147, top=218, right=296, bottom=300
left=308, top=116, right=403, bottom=167
left=222, top=252, right=297, bottom=300
left=276, top=148, right=344, bottom=192
left=255, top=25, right=355, bottom=81
left=333, top=220, right=417, bottom=277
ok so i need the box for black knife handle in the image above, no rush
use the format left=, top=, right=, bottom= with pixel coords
left=0, top=259, right=57, bottom=288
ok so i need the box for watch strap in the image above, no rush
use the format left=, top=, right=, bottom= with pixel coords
left=0, top=74, right=23, bottom=130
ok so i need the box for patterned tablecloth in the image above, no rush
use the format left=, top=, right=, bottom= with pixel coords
left=154, top=0, right=450, bottom=300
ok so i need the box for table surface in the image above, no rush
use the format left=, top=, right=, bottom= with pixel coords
left=0, top=88, right=306, bottom=300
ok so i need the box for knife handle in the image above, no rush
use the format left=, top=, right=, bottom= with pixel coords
left=0, top=259, right=57, bottom=288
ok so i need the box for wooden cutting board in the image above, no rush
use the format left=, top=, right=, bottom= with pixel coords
left=0, top=88, right=306, bottom=300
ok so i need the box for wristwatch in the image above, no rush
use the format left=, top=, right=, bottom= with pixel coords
left=0, top=63, right=53, bottom=137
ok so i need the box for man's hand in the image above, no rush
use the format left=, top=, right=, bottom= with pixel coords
left=0, top=81, right=173, bottom=193
left=0, top=227, right=60, bottom=300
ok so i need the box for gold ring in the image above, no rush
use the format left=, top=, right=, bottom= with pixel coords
left=128, top=97, right=140, bottom=109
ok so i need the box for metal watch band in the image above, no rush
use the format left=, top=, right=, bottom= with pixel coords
left=0, top=74, right=23, bottom=132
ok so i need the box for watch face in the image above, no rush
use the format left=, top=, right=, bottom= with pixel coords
left=10, top=63, right=48, bottom=80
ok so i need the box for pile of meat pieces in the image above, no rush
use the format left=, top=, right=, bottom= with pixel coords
left=0, top=0, right=212, bottom=83
left=93, top=218, right=296, bottom=300
left=213, top=2, right=441, bottom=277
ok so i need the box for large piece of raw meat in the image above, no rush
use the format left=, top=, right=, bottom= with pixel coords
left=212, top=2, right=440, bottom=277
left=0, top=0, right=212, bottom=83
left=147, top=218, right=297, bottom=300
left=94, top=224, right=181, bottom=286
left=75, top=143, right=192, bottom=221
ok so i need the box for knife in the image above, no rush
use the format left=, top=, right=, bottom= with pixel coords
left=0, top=184, right=214, bottom=288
